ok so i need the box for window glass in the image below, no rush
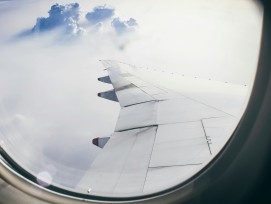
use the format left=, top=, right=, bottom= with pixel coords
left=0, top=0, right=263, bottom=197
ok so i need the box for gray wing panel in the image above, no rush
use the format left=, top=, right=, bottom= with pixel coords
left=76, top=127, right=157, bottom=196
left=115, top=98, right=228, bottom=132
left=115, top=101, right=157, bottom=132
left=202, top=116, right=237, bottom=155
left=102, top=61, right=169, bottom=107
left=149, top=122, right=211, bottom=167
left=106, top=67, right=155, bottom=107
left=125, top=76, right=150, bottom=87
left=157, top=98, right=228, bottom=124
left=143, top=165, right=202, bottom=194
left=114, top=84, right=154, bottom=107
left=113, top=127, right=157, bottom=194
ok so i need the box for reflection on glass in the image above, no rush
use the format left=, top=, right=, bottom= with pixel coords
left=0, top=0, right=263, bottom=198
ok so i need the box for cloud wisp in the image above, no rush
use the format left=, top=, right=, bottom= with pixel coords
left=111, top=17, right=138, bottom=34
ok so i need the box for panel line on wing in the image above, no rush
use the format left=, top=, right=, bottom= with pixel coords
left=117, top=125, right=158, bottom=133
left=179, top=93, right=237, bottom=118
left=116, top=116, right=228, bottom=132
left=200, top=120, right=212, bottom=155
left=125, top=75, right=168, bottom=96
left=123, top=100, right=160, bottom=108
left=113, top=127, right=158, bottom=194
left=156, top=116, right=229, bottom=127
left=111, top=129, right=138, bottom=193
left=201, top=116, right=237, bottom=156
left=122, top=77, right=164, bottom=100
left=141, top=126, right=159, bottom=193
left=148, top=163, right=203, bottom=169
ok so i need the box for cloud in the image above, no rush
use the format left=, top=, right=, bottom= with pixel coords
left=111, top=17, right=138, bottom=34
left=16, top=3, right=138, bottom=42
left=32, top=3, right=85, bottom=35
left=85, top=5, right=115, bottom=24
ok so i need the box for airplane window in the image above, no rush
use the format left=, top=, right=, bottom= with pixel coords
left=0, top=0, right=263, bottom=199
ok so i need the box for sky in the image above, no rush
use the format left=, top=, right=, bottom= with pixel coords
left=0, top=0, right=263, bottom=190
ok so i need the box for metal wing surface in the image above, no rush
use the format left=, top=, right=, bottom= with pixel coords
left=76, top=60, right=248, bottom=196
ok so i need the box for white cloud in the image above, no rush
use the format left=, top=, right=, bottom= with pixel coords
left=111, top=17, right=138, bottom=35
left=32, top=3, right=85, bottom=35
left=85, top=5, right=115, bottom=24
left=31, top=3, right=138, bottom=38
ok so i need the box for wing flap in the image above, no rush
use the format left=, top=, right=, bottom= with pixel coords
left=107, top=67, right=155, bottom=107
left=149, top=122, right=211, bottom=167
left=143, top=165, right=202, bottom=194
left=140, top=86, right=166, bottom=95
left=125, top=76, right=150, bottom=87
left=115, top=101, right=157, bottom=132
left=113, top=127, right=157, bottom=194
left=77, top=127, right=157, bottom=196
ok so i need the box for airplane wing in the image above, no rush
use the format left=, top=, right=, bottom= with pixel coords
left=76, top=60, right=247, bottom=196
